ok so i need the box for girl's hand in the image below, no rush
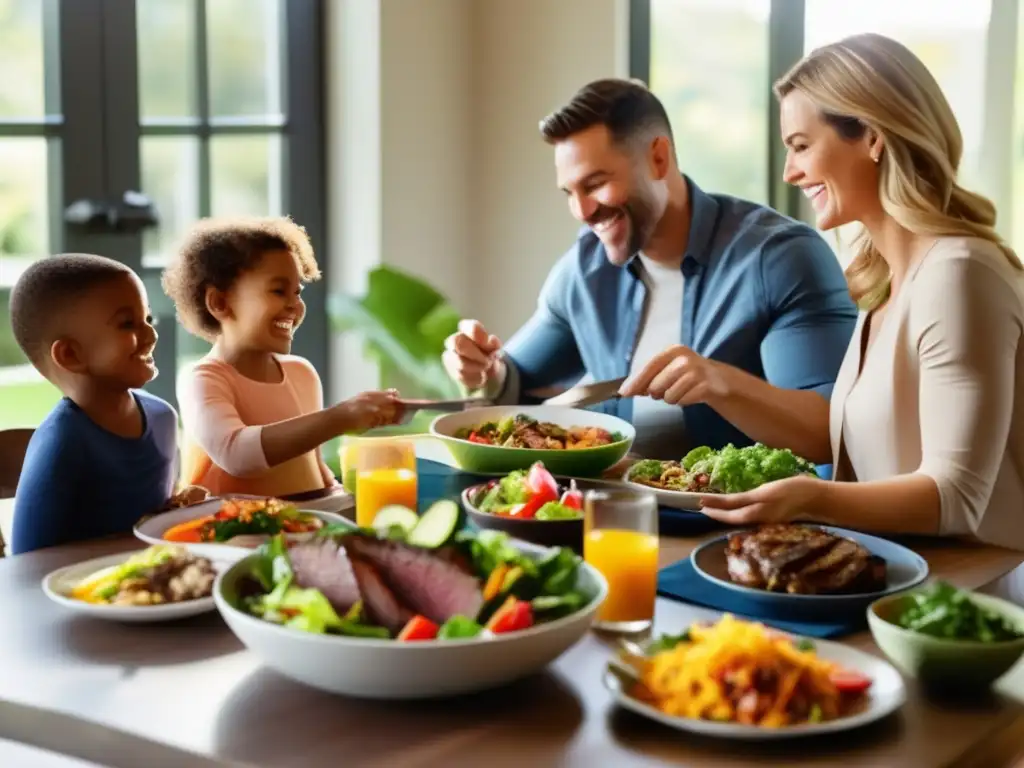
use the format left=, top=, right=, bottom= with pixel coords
left=699, top=475, right=826, bottom=526
left=334, top=389, right=403, bottom=432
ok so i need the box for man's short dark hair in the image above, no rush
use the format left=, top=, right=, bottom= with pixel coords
left=9, top=253, right=134, bottom=367
left=538, top=78, right=674, bottom=147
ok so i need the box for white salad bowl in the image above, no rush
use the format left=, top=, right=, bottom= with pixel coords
left=213, top=539, right=608, bottom=699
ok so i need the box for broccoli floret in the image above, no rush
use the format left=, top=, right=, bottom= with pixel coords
left=629, top=459, right=665, bottom=480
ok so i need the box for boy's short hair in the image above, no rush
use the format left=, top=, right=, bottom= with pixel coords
left=161, top=215, right=321, bottom=342
left=9, top=253, right=135, bottom=368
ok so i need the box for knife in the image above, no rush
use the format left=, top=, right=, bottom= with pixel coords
left=541, top=377, right=627, bottom=409
left=398, top=396, right=493, bottom=412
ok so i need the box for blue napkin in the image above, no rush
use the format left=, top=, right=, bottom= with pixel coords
left=657, top=557, right=866, bottom=638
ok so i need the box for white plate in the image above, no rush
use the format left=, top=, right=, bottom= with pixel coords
left=42, top=551, right=218, bottom=623
left=134, top=497, right=348, bottom=563
left=621, top=467, right=709, bottom=510
left=605, top=634, right=906, bottom=740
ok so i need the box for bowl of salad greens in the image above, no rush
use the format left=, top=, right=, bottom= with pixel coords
left=868, top=581, right=1024, bottom=691
left=460, top=462, right=620, bottom=551
left=213, top=504, right=607, bottom=699
left=624, top=443, right=818, bottom=510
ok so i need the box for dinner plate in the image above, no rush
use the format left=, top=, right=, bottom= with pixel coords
left=604, top=632, right=906, bottom=740
left=134, top=496, right=347, bottom=563
left=42, top=551, right=217, bottom=623
left=620, top=467, right=709, bottom=510
left=690, top=526, right=929, bottom=619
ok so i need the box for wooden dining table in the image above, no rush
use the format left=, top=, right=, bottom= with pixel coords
left=2, top=458, right=1024, bottom=767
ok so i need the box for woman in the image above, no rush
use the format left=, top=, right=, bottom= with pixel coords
left=650, top=34, right=1024, bottom=548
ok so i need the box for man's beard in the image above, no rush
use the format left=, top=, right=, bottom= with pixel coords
left=589, top=197, right=652, bottom=263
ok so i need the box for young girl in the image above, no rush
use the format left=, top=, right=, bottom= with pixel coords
left=162, top=215, right=402, bottom=498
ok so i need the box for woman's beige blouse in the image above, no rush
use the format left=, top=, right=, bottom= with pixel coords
left=829, top=236, right=1024, bottom=549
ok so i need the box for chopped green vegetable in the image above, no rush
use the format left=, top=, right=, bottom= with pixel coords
left=437, top=615, right=484, bottom=639
left=647, top=630, right=691, bottom=654
left=896, top=581, right=1024, bottom=642
left=796, top=638, right=815, bottom=652
left=628, top=459, right=664, bottom=481
left=534, top=501, right=581, bottom=520
left=808, top=704, right=823, bottom=723
left=372, top=505, right=419, bottom=539
left=406, top=500, right=461, bottom=548
left=531, top=592, right=584, bottom=619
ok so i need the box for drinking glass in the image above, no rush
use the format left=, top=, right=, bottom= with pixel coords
left=348, top=438, right=418, bottom=528
left=584, top=488, right=659, bottom=633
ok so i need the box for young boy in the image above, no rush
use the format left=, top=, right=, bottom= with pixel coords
left=9, top=254, right=179, bottom=554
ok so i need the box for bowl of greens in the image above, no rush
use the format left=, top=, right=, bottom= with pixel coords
left=623, top=443, right=818, bottom=510
left=868, top=581, right=1024, bottom=691
left=430, top=405, right=634, bottom=477
left=461, top=462, right=621, bottom=551
left=213, top=504, right=607, bottom=699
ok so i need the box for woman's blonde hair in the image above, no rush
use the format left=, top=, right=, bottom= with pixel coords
left=774, top=33, right=1020, bottom=310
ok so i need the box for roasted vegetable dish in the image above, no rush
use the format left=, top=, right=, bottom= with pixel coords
left=628, top=443, right=816, bottom=494
left=163, top=497, right=323, bottom=544
left=237, top=500, right=595, bottom=641
left=456, top=413, right=621, bottom=450
left=896, top=581, right=1024, bottom=642
left=70, top=545, right=216, bottom=606
left=622, top=615, right=873, bottom=727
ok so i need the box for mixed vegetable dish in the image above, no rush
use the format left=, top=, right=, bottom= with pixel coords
left=622, top=615, right=873, bottom=727
left=236, top=499, right=595, bottom=642
left=455, top=413, right=622, bottom=450
left=627, top=443, right=817, bottom=494
left=70, top=545, right=216, bottom=606
left=895, top=581, right=1024, bottom=642
left=471, top=462, right=583, bottom=520
left=162, top=497, right=323, bottom=544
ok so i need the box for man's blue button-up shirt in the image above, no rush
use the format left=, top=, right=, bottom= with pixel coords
left=502, top=176, right=858, bottom=456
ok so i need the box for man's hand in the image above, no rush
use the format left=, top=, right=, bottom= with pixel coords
left=442, top=319, right=505, bottom=390
left=618, top=344, right=729, bottom=405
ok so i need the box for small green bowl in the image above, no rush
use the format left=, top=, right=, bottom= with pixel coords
left=867, top=589, right=1024, bottom=692
left=429, top=405, right=634, bottom=478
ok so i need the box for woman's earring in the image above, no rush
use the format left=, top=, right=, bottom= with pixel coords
left=873, top=154, right=880, bottom=164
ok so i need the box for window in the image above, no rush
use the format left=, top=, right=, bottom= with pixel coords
left=648, top=0, right=772, bottom=204
left=0, top=0, right=325, bottom=425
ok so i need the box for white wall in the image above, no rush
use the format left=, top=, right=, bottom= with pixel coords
left=325, top=0, right=629, bottom=399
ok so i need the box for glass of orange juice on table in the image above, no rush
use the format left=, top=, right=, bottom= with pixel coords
left=584, top=488, right=659, bottom=633
left=350, top=439, right=418, bottom=528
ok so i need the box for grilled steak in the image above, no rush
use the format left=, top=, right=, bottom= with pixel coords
left=342, top=535, right=485, bottom=624
left=725, top=524, right=887, bottom=595
left=289, top=538, right=363, bottom=611
left=346, top=554, right=414, bottom=632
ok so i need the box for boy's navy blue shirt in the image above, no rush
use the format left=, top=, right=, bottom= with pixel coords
left=12, top=389, right=178, bottom=554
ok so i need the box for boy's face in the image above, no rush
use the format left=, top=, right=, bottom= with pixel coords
left=223, top=248, right=306, bottom=355
left=56, top=273, right=159, bottom=389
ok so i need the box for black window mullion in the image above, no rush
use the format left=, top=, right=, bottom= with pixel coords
left=282, top=0, right=328, bottom=393
left=767, top=0, right=805, bottom=218
left=196, top=0, right=212, bottom=218
left=628, top=0, right=651, bottom=85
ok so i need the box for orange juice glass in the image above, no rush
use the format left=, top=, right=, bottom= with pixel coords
left=584, top=488, right=658, bottom=633
left=352, top=439, right=418, bottom=528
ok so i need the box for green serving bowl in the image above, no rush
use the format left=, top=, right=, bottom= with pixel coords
left=868, top=588, right=1024, bottom=692
left=429, top=405, right=634, bottom=477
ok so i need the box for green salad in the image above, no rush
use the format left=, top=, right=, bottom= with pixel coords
left=473, top=462, right=583, bottom=520
left=896, top=581, right=1024, bottom=642
left=627, top=443, right=817, bottom=494
left=237, top=500, right=593, bottom=642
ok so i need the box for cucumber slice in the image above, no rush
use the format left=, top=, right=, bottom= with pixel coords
left=406, top=500, right=461, bottom=548
left=372, top=505, right=420, bottom=538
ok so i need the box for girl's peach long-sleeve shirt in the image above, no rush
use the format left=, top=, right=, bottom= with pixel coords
left=177, top=354, right=335, bottom=498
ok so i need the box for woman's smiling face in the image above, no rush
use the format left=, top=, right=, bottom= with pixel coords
left=779, top=89, right=881, bottom=231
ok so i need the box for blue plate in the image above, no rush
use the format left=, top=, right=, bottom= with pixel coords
left=690, top=525, right=929, bottom=620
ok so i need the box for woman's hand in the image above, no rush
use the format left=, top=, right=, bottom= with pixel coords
left=698, top=474, right=827, bottom=526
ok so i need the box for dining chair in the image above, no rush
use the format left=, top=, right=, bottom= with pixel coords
left=0, top=428, right=34, bottom=557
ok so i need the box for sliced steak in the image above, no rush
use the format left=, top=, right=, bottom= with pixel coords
left=288, top=538, right=362, bottom=612
left=725, top=524, right=887, bottom=595
left=342, top=535, right=484, bottom=624
left=348, top=554, right=414, bottom=632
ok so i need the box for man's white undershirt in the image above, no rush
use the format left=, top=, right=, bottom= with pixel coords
left=628, top=253, right=687, bottom=459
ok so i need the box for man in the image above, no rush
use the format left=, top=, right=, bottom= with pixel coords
left=443, top=78, right=857, bottom=460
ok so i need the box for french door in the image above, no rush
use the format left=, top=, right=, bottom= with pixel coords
left=0, top=0, right=326, bottom=419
